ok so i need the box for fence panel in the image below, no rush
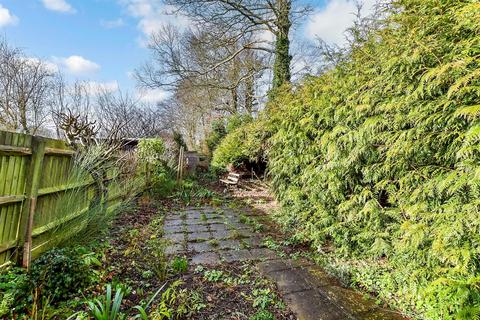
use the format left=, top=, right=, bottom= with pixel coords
left=0, top=131, right=32, bottom=267
left=0, top=130, right=146, bottom=267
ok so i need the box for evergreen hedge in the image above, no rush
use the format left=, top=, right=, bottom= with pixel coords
left=266, top=0, right=480, bottom=318
left=214, top=0, right=480, bottom=318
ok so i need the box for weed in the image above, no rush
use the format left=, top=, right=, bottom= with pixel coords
left=211, top=197, right=223, bottom=206
left=252, top=221, right=264, bottom=232
left=149, top=217, right=164, bottom=232
left=170, top=256, right=188, bottom=274
left=240, top=239, right=251, bottom=249
left=203, top=270, right=224, bottom=282
left=239, top=214, right=249, bottom=224
left=175, top=289, right=207, bottom=318
left=252, top=289, right=275, bottom=309
left=208, top=239, right=219, bottom=247
left=133, top=283, right=167, bottom=320
left=87, top=285, right=125, bottom=320
left=141, top=270, right=153, bottom=279
left=250, top=310, right=275, bottom=320
left=145, top=238, right=168, bottom=280
left=262, top=237, right=281, bottom=251
left=150, top=280, right=183, bottom=320
left=230, top=230, right=244, bottom=240
left=194, top=188, right=215, bottom=199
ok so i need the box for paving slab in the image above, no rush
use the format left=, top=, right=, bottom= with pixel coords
left=265, top=269, right=314, bottom=294
left=205, top=213, right=221, bottom=219
left=284, top=290, right=350, bottom=320
left=187, top=211, right=203, bottom=219
left=164, top=233, right=185, bottom=244
left=165, top=244, right=185, bottom=256
left=243, top=236, right=263, bottom=248
left=319, top=285, right=375, bottom=316
left=163, top=219, right=184, bottom=227
left=184, top=219, right=206, bottom=225
left=217, top=239, right=242, bottom=250
left=257, top=259, right=290, bottom=273
left=185, top=224, right=210, bottom=233
left=190, top=252, right=221, bottom=265
left=210, top=229, right=230, bottom=239
left=188, top=232, right=212, bottom=241
left=163, top=225, right=184, bottom=234
left=187, top=241, right=217, bottom=253
left=249, top=248, right=278, bottom=260
left=208, top=223, right=228, bottom=232
left=219, top=249, right=253, bottom=262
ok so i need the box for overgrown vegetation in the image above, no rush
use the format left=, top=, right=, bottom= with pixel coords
left=213, top=0, right=480, bottom=318
left=211, top=118, right=266, bottom=170
left=0, top=245, right=104, bottom=318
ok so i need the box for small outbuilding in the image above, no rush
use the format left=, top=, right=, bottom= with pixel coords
left=185, top=151, right=209, bottom=174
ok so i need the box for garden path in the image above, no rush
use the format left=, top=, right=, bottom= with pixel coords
left=163, top=203, right=408, bottom=320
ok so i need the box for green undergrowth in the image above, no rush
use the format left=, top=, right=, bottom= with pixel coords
left=0, top=244, right=106, bottom=318
left=193, top=263, right=287, bottom=319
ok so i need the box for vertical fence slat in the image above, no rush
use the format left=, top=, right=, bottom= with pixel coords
left=19, top=137, right=46, bottom=268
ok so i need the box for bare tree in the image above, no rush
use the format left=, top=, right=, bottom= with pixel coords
left=163, top=0, right=311, bottom=90
left=137, top=25, right=265, bottom=104
left=135, top=23, right=267, bottom=147
left=0, top=38, right=57, bottom=134
left=52, top=78, right=167, bottom=140
left=51, top=77, right=94, bottom=138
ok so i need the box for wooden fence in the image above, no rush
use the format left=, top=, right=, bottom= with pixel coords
left=0, top=130, right=145, bottom=268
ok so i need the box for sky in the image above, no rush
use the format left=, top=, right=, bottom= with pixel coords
left=0, top=0, right=376, bottom=103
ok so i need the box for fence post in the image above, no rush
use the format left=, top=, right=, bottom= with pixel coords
left=18, top=136, right=45, bottom=269
left=177, top=146, right=184, bottom=182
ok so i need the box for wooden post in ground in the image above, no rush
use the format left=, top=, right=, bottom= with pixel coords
left=177, top=146, right=184, bottom=182
left=19, top=136, right=46, bottom=269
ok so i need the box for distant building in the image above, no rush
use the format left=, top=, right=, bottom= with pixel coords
left=185, top=151, right=209, bottom=173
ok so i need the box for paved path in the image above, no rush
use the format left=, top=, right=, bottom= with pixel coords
left=163, top=205, right=407, bottom=320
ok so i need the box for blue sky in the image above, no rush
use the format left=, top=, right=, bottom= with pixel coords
left=0, top=0, right=375, bottom=102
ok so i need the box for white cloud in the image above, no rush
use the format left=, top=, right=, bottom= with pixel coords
left=84, top=81, right=120, bottom=96
left=101, top=18, right=125, bottom=29
left=256, top=29, right=275, bottom=43
left=120, top=0, right=190, bottom=37
left=136, top=88, right=169, bottom=103
left=23, top=57, right=60, bottom=73
left=41, top=0, right=76, bottom=14
left=0, top=4, right=18, bottom=27
left=305, top=0, right=376, bottom=45
left=54, top=55, right=101, bottom=75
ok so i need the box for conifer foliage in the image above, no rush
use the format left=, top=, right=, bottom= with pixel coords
left=222, top=0, right=480, bottom=318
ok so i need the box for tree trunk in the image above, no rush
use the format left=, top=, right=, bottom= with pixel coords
left=245, top=74, right=255, bottom=115
left=19, top=97, right=30, bottom=134
left=272, top=0, right=292, bottom=90
left=231, top=87, right=239, bottom=114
